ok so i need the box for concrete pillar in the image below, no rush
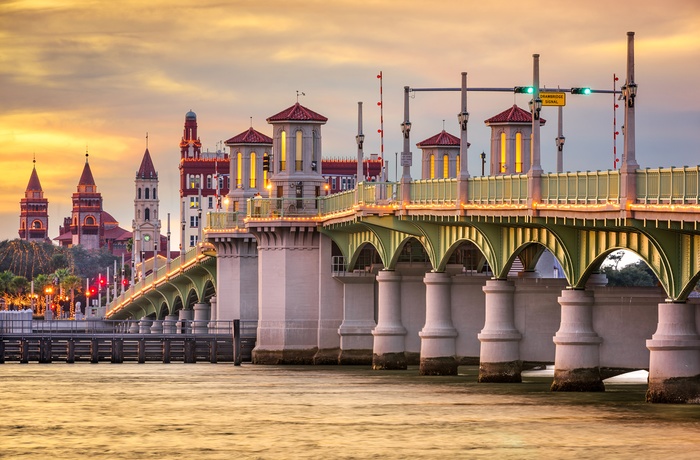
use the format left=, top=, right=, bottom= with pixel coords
left=138, top=318, right=152, bottom=334
left=193, top=302, right=210, bottom=334
left=207, top=296, right=218, bottom=332
left=478, top=279, right=522, bottom=382
left=372, top=270, right=407, bottom=370
left=177, top=309, right=193, bottom=334
left=149, top=319, right=163, bottom=334
left=419, top=272, right=458, bottom=375
left=162, top=314, right=177, bottom=334
left=128, top=320, right=139, bottom=334
left=552, top=288, right=604, bottom=391
left=646, top=302, right=700, bottom=403
left=337, top=274, right=376, bottom=365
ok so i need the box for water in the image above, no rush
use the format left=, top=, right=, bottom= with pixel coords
left=1, top=364, right=698, bottom=459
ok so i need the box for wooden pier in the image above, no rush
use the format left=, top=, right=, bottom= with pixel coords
left=0, top=320, right=256, bottom=364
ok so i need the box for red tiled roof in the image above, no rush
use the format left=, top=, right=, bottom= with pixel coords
left=137, top=148, right=158, bottom=179
left=484, top=105, right=546, bottom=125
left=416, top=130, right=461, bottom=148
left=54, top=231, right=72, bottom=242
left=25, top=166, right=43, bottom=192
left=78, top=158, right=96, bottom=186
left=104, top=226, right=131, bottom=241
left=225, top=127, right=273, bottom=145
left=267, top=102, right=328, bottom=123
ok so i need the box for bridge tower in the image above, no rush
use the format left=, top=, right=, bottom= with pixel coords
left=484, top=105, right=545, bottom=175
left=417, top=130, right=461, bottom=179
left=224, top=127, right=273, bottom=214
left=18, top=158, right=50, bottom=243
left=133, top=147, right=161, bottom=262
left=266, top=102, right=327, bottom=205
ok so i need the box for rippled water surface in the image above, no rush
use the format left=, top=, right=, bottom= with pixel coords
left=1, top=364, right=699, bottom=459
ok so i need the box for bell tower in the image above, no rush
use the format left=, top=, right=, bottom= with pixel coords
left=133, top=145, right=160, bottom=261
left=19, top=157, right=49, bottom=242
left=266, top=102, right=327, bottom=211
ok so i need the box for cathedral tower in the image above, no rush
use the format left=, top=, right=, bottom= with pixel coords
left=19, top=158, right=49, bottom=242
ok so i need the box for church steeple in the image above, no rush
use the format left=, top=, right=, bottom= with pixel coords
left=69, top=152, right=103, bottom=249
left=19, top=157, right=50, bottom=242
left=78, top=153, right=97, bottom=192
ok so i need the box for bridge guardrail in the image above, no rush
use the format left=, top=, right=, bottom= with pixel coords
left=468, top=174, right=528, bottom=204
left=542, top=170, right=620, bottom=204
left=636, top=166, right=700, bottom=204
left=410, top=178, right=457, bottom=205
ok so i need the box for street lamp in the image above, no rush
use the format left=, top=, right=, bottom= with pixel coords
left=355, top=133, right=365, bottom=149
left=622, top=83, right=637, bottom=108
left=400, top=121, right=411, bottom=139
left=480, top=151, right=486, bottom=176
left=458, top=111, right=469, bottom=131
left=529, top=98, right=543, bottom=120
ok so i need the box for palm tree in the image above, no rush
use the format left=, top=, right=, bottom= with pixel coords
left=62, top=275, right=83, bottom=318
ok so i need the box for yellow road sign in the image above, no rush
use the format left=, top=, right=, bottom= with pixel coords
left=540, top=92, right=566, bottom=106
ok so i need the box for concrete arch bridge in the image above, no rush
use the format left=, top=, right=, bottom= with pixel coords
left=108, top=167, right=700, bottom=403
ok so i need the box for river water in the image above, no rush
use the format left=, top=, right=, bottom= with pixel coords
left=1, top=364, right=698, bottom=459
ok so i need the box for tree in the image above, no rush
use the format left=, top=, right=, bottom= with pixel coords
left=602, top=260, right=658, bottom=287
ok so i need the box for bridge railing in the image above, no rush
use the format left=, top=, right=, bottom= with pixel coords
left=541, top=170, right=620, bottom=204
left=322, top=189, right=356, bottom=214
left=636, top=166, right=700, bottom=204
left=207, top=211, right=246, bottom=230
left=358, top=182, right=400, bottom=205
left=410, top=178, right=457, bottom=205
left=468, top=174, right=528, bottom=204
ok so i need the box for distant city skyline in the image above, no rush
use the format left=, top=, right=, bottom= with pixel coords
left=1, top=1, right=699, bottom=247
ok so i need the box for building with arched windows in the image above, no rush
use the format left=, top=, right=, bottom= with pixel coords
left=54, top=155, right=131, bottom=256
left=484, top=105, right=546, bottom=175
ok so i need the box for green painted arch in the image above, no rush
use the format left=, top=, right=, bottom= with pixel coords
left=347, top=241, right=382, bottom=272
left=346, top=229, right=388, bottom=270
left=428, top=224, right=498, bottom=273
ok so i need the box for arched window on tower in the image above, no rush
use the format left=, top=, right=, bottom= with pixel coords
left=145, top=188, right=150, bottom=199
left=500, top=132, right=507, bottom=173
left=85, top=216, right=95, bottom=226
left=236, top=152, right=242, bottom=188
left=145, top=208, right=150, bottom=221
left=250, top=153, right=257, bottom=188
left=515, top=132, right=523, bottom=173
left=443, top=154, right=449, bottom=178
left=295, top=130, right=303, bottom=171
left=280, top=131, right=287, bottom=171
left=429, top=154, right=435, bottom=179
left=32, top=220, right=42, bottom=229
left=153, top=188, right=157, bottom=200
left=138, top=188, right=142, bottom=199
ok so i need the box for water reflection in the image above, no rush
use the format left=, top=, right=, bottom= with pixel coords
left=0, top=364, right=698, bottom=459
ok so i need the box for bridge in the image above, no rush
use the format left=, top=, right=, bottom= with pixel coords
left=107, top=33, right=700, bottom=403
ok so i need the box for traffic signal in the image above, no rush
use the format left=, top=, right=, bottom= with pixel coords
left=262, top=155, right=270, bottom=171
left=122, top=278, right=129, bottom=287
left=514, top=86, right=534, bottom=94
left=571, top=87, right=592, bottom=95
left=99, top=277, right=106, bottom=287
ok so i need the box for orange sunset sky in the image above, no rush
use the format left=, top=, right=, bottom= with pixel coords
left=1, top=0, right=698, bottom=248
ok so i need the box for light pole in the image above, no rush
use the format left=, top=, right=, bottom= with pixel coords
left=394, top=152, right=398, bottom=182
left=556, top=106, right=565, bottom=173
left=480, top=152, right=486, bottom=176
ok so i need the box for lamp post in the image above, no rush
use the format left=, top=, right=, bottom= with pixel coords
left=527, top=53, right=543, bottom=208
left=556, top=106, right=565, bottom=173
left=480, top=152, right=486, bottom=176
left=356, top=102, right=365, bottom=185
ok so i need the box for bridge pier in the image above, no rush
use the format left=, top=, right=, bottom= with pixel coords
left=478, top=279, right=522, bottom=382
left=177, top=309, right=193, bottom=334
left=646, top=302, right=700, bottom=403
left=193, top=302, right=210, bottom=334
left=150, top=320, right=163, bottom=334
left=162, top=315, right=177, bottom=334
left=419, top=272, right=458, bottom=375
left=337, top=274, right=376, bottom=365
left=372, top=270, right=407, bottom=370
left=139, top=318, right=153, bottom=334
left=551, top=288, right=604, bottom=392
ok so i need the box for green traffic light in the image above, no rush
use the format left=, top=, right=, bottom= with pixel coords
left=514, top=86, right=534, bottom=94
left=571, top=87, right=592, bottom=95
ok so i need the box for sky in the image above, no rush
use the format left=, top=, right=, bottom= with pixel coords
left=1, top=0, right=699, bottom=248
